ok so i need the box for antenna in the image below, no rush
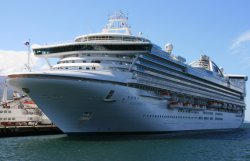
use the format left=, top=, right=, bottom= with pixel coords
left=102, top=11, right=132, bottom=35
left=201, top=50, right=206, bottom=55
left=24, top=39, right=31, bottom=72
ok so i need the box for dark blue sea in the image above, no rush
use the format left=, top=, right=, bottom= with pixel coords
left=0, top=124, right=250, bottom=161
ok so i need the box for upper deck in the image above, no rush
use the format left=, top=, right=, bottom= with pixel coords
left=32, top=39, right=152, bottom=58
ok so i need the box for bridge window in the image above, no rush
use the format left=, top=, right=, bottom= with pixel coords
left=91, top=60, right=101, bottom=63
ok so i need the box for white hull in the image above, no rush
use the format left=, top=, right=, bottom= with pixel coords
left=8, top=74, right=244, bottom=134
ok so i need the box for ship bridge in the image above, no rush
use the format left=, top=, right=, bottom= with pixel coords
left=32, top=11, right=151, bottom=58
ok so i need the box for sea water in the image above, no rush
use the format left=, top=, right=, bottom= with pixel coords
left=0, top=124, right=250, bottom=161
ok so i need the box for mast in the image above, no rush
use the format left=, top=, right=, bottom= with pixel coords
left=24, top=39, right=31, bottom=72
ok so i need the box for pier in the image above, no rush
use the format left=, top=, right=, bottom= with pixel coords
left=0, top=125, right=62, bottom=137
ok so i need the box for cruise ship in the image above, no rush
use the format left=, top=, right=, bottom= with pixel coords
left=7, top=12, right=247, bottom=134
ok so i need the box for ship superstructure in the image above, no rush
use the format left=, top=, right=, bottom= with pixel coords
left=7, top=12, right=247, bottom=134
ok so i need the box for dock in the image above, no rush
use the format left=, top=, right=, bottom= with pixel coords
left=0, top=125, right=63, bottom=137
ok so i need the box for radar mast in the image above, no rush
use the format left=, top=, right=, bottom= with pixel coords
left=102, top=11, right=131, bottom=35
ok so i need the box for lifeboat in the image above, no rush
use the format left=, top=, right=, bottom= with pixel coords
left=193, top=104, right=201, bottom=109
left=228, top=104, right=233, bottom=110
left=183, top=103, right=193, bottom=109
left=161, top=91, right=171, bottom=100
left=22, top=100, right=38, bottom=108
left=232, top=105, right=237, bottom=110
left=208, top=101, right=222, bottom=108
left=200, top=105, right=207, bottom=110
left=169, top=102, right=183, bottom=109
left=222, top=103, right=228, bottom=109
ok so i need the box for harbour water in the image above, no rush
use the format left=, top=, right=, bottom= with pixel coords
left=0, top=124, right=250, bottom=161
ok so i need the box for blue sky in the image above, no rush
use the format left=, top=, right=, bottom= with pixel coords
left=1, top=0, right=250, bottom=120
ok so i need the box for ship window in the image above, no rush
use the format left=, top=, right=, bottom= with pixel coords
left=4, top=111, right=7, bottom=113
left=79, top=67, right=82, bottom=70
left=12, top=118, right=15, bottom=120
left=82, top=60, right=86, bottom=63
left=0, top=111, right=2, bottom=113
left=204, top=117, right=209, bottom=120
left=8, top=111, right=11, bottom=113
left=92, top=67, right=96, bottom=70
left=0, top=118, right=2, bottom=120
left=91, top=60, right=101, bottom=63
left=4, top=118, right=7, bottom=120
left=86, top=67, right=90, bottom=70
left=8, top=118, right=11, bottom=120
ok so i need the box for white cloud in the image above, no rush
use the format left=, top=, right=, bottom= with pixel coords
left=229, top=30, right=250, bottom=70
left=231, top=30, right=250, bottom=49
left=0, top=50, right=48, bottom=76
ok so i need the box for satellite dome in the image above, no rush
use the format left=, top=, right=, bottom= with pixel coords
left=165, top=43, right=173, bottom=54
